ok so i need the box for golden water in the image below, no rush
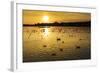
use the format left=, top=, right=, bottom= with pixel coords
left=23, top=26, right=90, bottom=62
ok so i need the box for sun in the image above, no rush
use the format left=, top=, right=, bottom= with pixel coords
left=42, top=15, right=49, bottom=23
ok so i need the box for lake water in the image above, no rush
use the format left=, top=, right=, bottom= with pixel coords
left=23, top=26, right=91, bottom=62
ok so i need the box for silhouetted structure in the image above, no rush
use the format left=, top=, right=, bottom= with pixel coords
left=23, top=21, right=91, bottom=27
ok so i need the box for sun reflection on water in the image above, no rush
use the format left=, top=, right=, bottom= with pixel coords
left=43, top=28, right=50, bottom=37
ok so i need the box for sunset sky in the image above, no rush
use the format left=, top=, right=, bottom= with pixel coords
left=23, top=10, right=91, bottom=24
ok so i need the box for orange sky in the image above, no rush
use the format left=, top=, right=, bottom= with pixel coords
left=23, top=10, right=91, bottom=24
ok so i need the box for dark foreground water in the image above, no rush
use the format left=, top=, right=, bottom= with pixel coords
left=23, top=26, right=91, bottom=62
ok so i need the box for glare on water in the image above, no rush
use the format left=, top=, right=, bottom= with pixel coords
left=43, top=28, right=50, bottom=37
left=23, top=26, right=90, bottom=62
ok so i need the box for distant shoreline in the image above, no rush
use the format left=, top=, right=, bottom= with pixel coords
left=23, top=21, right=91, bottom=27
